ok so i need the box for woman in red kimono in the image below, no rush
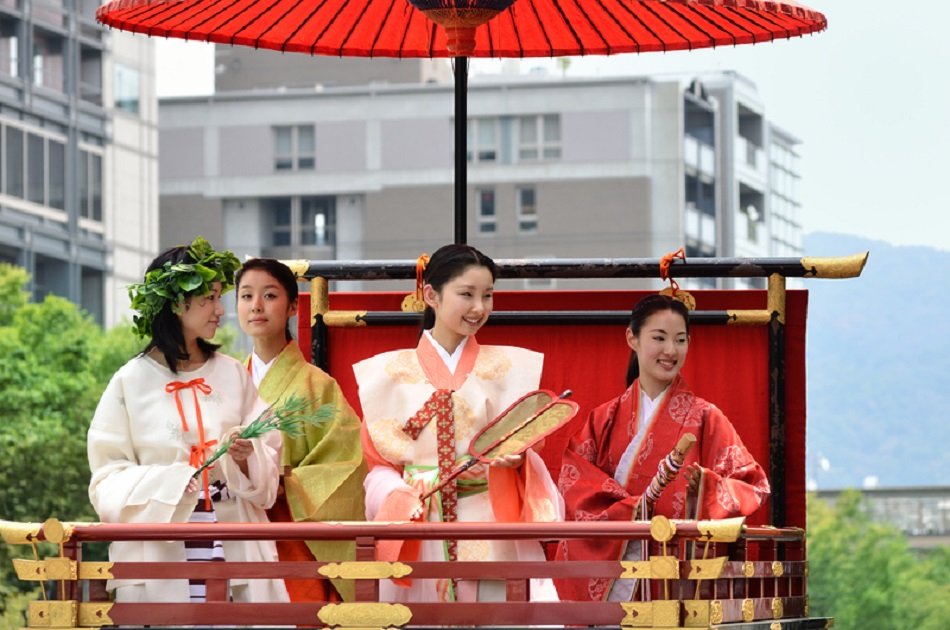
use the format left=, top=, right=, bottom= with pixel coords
left=555, top=294, right=770, bottom=602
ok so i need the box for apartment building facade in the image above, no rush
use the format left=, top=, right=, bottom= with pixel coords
left=158, top=66, right=802, bottom=292
left=0, top=0, right=157, bottom=326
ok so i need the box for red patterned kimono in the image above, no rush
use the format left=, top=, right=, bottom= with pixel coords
left=555, top=374, right=770, bottom=601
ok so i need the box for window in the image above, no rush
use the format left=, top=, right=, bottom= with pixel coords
left=518, top=114, right=560, bottom=161
left=48, top=139, right=64, bottom=210
left=32, top=28, right=64, bottom=91
left=476, top=188, right=496, bottom=234
left=274, top=125, right=315, bottom=171
left=27, top=133, right=44, bottom=204
left=80, top=149, right=103, bottom=222
left=0, top=18, right=17, bottom=78
left=114, top=63, right=139, bottom=114
left=467, top=118, right=498, bottom=163
left=266, top=196, right=336, bottom=248
left=5, top=126, right=23, bottom=198
left=300, top=197, right=334, bottom=246
left=517, top=186, right=538, bottom=234
left=269, top=197, right=292, bottom=246
left=80, top=45, right=102, bottom=105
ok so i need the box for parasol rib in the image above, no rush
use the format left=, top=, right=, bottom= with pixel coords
left=673, top=4, right=736, bottom=47
left=281, top=0, right=330, bottom=53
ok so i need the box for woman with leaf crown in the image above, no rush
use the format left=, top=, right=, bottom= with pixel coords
left=86, top=237, right=290, bottom=603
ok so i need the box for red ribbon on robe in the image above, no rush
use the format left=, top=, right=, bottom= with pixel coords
left=166, top=378, right=218, bottom=510
left=401, top=389, right=459, bottom=563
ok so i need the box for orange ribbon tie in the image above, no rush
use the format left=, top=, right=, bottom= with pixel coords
left=659, top=247, right=686, bottom=296
left=166, top=378, right=216, bottom=510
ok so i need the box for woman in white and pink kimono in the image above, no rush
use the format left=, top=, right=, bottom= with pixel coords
left=354, top=244, right=564, bottom=603
left=87, top=238, right=289, bottom=604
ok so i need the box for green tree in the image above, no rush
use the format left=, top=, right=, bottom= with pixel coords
left=807, top=490, right=950, bottom=629
left=0, top=265, right=139, bottom=613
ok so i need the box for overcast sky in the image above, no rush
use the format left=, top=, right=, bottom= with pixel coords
left=156, top=0, right=950, bottom=251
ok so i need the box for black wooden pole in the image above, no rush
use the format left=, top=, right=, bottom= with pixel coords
left=454, top=56, right=468, bottom=245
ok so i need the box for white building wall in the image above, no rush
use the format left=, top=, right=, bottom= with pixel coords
left=103, top=31, right=159, bottom=327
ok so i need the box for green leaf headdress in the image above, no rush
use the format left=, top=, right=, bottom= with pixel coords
left=127, top=236, right=241, bottom=339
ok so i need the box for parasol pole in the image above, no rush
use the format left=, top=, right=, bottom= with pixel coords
left=454, top=55, right=468, bottom=245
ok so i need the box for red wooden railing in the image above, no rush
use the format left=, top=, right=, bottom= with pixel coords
left=2, top=517, right=824, bottom=628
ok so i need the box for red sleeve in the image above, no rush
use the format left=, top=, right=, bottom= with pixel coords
left=696, top=406, right=771, bottom=519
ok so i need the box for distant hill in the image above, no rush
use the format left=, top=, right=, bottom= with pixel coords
left=803, top=232, right=950, bottom=489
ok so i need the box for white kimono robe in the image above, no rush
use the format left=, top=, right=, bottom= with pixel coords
left=354, top=335, right=564, bottom=603
left=87, top=353, right=289, bottom=603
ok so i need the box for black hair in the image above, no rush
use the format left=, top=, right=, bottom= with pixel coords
left=625, top=294, right=690, bottom=387
left=140, top=245, right=220, bottom=373
left=421, top=244, right=499, bottom=331
left=236, top=258, right=299, bottom=342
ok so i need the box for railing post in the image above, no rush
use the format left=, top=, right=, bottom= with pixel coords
left=354, top=536, right=378, bottom=602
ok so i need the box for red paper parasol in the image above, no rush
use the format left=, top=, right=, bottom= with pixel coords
left=97, top=0, right=827, bottom=243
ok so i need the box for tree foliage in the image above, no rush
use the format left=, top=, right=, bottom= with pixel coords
left=807, top=490, right=950, bottom=630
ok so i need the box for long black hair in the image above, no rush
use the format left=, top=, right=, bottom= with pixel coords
left=236, top=258, right=299, bottom=343
left=625, top=294, right=690, bottom=387
left=141, top=246, right=220, bottom=373
left=421, top=244, right=499, bottom=331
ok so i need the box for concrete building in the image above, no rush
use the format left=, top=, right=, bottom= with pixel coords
left=0, top=0, right=158, bottom=326
left=816, top=487, right=950, bottom=552
left=158, top=64, right=803, bottom=292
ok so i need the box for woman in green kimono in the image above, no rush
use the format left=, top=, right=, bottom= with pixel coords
left=236, top=258, right=366, bottom=602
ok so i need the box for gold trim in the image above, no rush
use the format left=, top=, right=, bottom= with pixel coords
left=743, top=561, right=756, bottom=578
left=619, top=602, right=652, bottom=627
left=772, top=597, right=784, bottom=619
left=742, top=598, right=755, bottom=622
left=771, top=561, right=785, bottom=578
left=318, top=561, right=412, bottom=580
left=322, top=310, right=368, bottom=327
left=0, top=520, right=42, bottom=544
left=688, top=557, right=727, bottom=580
left=78, top=603, right=113, bottom=627
left=653, top=600, right=680, bottom=627
left=726, top=309, right=772, bottom=325
left=42, top=518, right=71, bottom=544
left=78, top=562, right=114, bottom=580
left=649, top=556, right=679, bottom=580
left=801, top=252, right=869, bottom=278
left=619, top=560, right=651, bottom=579
left=804, top=595, right=810, bottom=616
left=710, top=601, right=724, bottom=625
left=804, top=561, right=809, bottom=577
left=771, top=623, right=782, bottom=630
left=683, top=601, right=709, bottom=627
left=650, top=515, right=676, bottom=542
left=317, top=603, right=411, bottom=628
left=311, top=277, right=329, bottom=318
left=29, top=600, right=78, bottom=627
left=400, top=293, right=426, bottom=313
left=280, top=259, right=310, bottom=279
left=13, top=558, right=46, bottom=581
left=768, top=274, right=786, bottom=325
left=44, top=557, right=77, bottom=581
left=28, top=601, right=49, bottom=627
left=696, top=517, right=745, bottom=542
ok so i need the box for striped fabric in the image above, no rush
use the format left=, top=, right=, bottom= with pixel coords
left=186, top=481, right=231, bottom=602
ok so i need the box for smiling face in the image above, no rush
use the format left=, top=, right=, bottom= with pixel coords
left=424, top=264, right=494, bottom=353
left=236, top=269, right=297, bottom=344
left=179, top=281, right=224, bottom=343
left=627, top=308, right=689, bottom=398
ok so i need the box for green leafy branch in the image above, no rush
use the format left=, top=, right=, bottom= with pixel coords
left=192, top=394, right=335, bottom=479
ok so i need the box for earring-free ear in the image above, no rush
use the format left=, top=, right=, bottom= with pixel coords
left=422, top=284, right=439, bottom=309
left=625, top=327, right=638, bottom=352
